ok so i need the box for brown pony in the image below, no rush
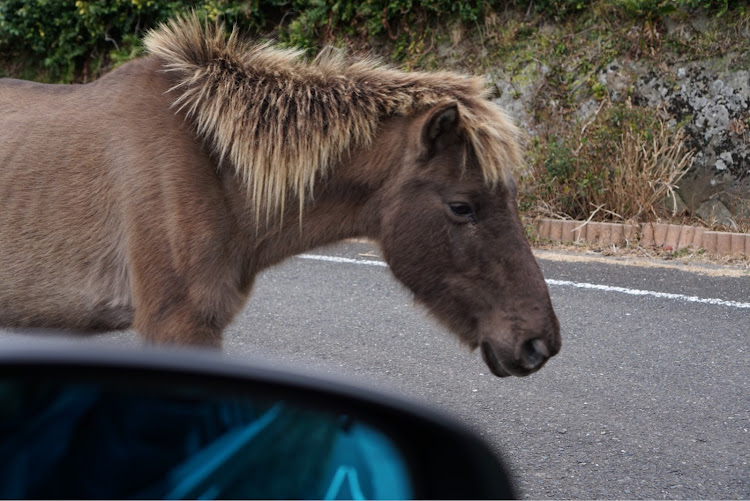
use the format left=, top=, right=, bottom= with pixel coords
left=0, top=15, right=560, bottom=377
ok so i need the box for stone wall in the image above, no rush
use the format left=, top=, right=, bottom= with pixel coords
left=635, top=61, right=749, bottom=229
left=490, top=14, right=749, bottom=230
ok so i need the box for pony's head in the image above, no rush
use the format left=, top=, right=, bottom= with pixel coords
left=145, top=15, right=560, bottom=375
left=378, top=101, right=561, bottom=377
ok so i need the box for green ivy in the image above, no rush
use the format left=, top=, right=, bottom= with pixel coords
left=520, top=0, right=587, bottom=19
left=614, top=0, right=742, bottom=18
left=1, top=0, right=744, bottom=82
left=516, top=0, right=739, bottom=19
left=0, top=0, right=259, bottom=82
left=281, top=0, right=492, bottom=50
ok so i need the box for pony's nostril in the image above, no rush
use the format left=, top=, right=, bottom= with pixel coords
left=521, top=338, right=550, bottom=370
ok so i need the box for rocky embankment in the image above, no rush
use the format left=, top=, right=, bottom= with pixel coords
left=490, top=13, right=748, bottom=230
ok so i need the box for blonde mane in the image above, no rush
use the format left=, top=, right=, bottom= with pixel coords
left=144, top=15, right=521, bottom=218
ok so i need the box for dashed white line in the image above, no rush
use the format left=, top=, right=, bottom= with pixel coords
left=298, top=253, right=750, bottom=309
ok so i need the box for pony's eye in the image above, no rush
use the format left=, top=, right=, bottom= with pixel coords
left=449, top=203, right=477, bottom=222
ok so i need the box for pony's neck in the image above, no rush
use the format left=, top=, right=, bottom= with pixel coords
left=238, top=115, right=409, bottom=272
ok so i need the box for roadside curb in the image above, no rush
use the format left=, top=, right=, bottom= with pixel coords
left=531, top=218, right=750, bottom=257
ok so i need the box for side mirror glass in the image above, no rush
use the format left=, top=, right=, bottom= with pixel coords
left=0, top=378, right=413, bottom=499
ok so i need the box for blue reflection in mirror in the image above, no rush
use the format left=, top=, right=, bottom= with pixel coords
left=0, top=380, right=413, bottom=499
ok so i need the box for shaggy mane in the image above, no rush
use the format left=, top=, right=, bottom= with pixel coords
left=144, top=15, right=521, bottom=218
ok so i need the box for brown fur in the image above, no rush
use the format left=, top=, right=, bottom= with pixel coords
left=143, top=15, right=519, bottom=220
left=0, top=15, right=560, bottom=376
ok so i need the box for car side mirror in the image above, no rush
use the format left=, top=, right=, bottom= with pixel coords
left=0, top=341, right=517, bottom=499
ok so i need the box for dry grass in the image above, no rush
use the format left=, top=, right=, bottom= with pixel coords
left=521, top=101, right=695, bottom=225
left=589, top=116, right=694, bottom=222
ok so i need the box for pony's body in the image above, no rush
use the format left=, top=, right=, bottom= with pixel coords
left=0, top=57, right=392, bottom=340
left=0, top=17, right=561, bottom=376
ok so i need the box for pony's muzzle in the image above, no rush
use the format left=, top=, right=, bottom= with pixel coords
left=481, top=335, right=558, bottom=378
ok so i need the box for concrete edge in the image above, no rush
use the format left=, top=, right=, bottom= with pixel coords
left=530, top=218, right=749, bottom=257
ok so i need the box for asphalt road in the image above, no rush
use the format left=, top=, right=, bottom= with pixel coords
left=3, top=241, right=749, bottom=499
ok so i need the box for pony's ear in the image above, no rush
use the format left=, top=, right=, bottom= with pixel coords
left=422, top=103, right=460, bottom=159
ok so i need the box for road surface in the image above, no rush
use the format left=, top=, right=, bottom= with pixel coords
left=3, top=240, right=748, bottom=498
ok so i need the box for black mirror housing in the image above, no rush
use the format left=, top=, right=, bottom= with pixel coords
left=0, top=341, right=517, bottom=499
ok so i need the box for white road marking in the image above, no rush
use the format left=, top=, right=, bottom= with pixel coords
left=544, top=279, right=750, bottom=309
left=298, top=253, right=750, bottom=310
left=299, top=253, right=388, bottom=267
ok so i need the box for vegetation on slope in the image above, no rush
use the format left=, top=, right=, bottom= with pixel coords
left=1, top=0, right=748, bottom=233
